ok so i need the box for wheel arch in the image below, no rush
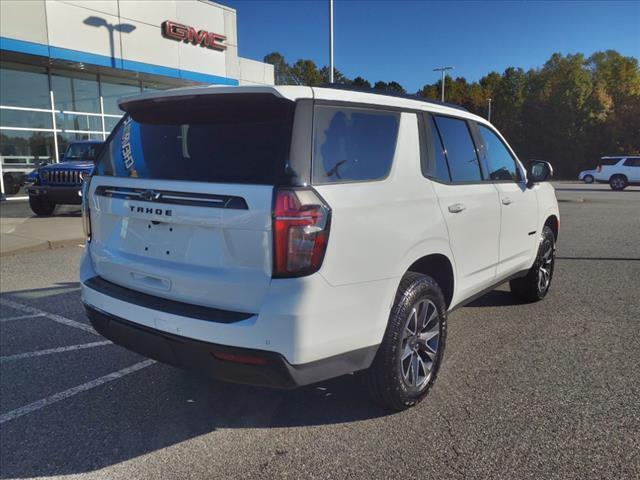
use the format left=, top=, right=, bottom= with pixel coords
left=544, top=215, right=559, bottom=241
left=406, top=254, right=455, bottom=309
left=609, top=173, right=628, bottom=181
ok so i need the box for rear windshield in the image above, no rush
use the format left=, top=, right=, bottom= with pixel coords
left=94, top=94, right=295, bottom=185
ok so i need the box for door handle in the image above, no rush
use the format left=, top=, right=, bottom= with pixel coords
left=501, top=197, right=513, bottom=205
left=448, top=203, right=466, bottom=213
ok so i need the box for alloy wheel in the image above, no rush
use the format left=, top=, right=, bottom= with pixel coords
left=400, top=299, right=440, bottom=390
left=538, top=238, right=555, bottom=293
left=611, top=176, right=626, bottom=190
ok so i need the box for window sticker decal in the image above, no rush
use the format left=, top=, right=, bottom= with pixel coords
left=120, top=116, right=138, bottom=178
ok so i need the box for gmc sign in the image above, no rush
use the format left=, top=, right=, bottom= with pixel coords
left=161, top=20, right=226, bottom=51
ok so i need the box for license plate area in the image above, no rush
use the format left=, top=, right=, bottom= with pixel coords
left=121, top=217, right=204, bottom=263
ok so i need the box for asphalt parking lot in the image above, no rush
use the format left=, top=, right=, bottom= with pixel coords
left=1, top=183, right=639, bottom=480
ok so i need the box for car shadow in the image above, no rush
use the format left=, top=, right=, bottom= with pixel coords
left=0, top=286, right=394, bottom=478
left=466, top=289, right=521, bottom=308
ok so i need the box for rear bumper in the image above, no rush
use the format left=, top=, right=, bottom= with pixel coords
left=85, top=304, right=377, bottom=388
left=28, top=185, right=82, bottom=204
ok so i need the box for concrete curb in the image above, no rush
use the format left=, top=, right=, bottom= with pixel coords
left=0, top=237, right=85, bottom=257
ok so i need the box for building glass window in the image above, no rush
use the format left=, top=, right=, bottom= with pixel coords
left=101, top=76, right=141, bottom=114
left=51, top=70, right=100, bottom=113
left=0, top=131, right=55, bottom=195
left=0, top=109, right=52, bottom=129
left=0, top=62, right=50, bottom=109
left=56, top=113, right=103, bottom=133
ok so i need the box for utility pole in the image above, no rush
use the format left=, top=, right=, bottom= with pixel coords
left=329, top=0, right=334, bottom=83
left=433, top=66, right=454, bottom=102
left=487, top=98, right=492, bottom=122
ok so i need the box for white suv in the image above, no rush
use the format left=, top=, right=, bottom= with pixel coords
left=80, top=86, right=559, bottom=410
left=593, top=156, right=640, bottom=190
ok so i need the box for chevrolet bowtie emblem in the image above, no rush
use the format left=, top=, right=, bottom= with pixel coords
left=140, top=190, right=162, bottom=202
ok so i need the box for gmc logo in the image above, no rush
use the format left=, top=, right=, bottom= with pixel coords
left=161, top=20, right=226, bottom=51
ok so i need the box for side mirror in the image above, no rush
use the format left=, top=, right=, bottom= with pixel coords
left=526, top=160, right=553, bottom=188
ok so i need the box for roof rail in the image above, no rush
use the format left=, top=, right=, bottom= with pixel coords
left=318, top=83, right=469, bottom=112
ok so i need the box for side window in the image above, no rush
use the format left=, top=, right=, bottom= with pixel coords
left=476, top=124, right=522, bottom=181
left=312, top=105, right=400, bottom=183
left=433, top=115, right=482, bottom=182
left=421, top=114, right=451, bottom=182
left=623, top=158, right=640, bottom=167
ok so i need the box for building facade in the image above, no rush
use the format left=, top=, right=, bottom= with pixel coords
left=0, top=0, right=274, bottom=197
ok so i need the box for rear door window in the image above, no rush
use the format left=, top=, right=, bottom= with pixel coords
left=623, top=158, right=640, bottom=167
left=421, top=114, right=451, bottom=182
left=312, top=105, right=399, bottom=183
left=433, top=115, right=482, bottom=182
left=94, top=94, right=295, bottom=185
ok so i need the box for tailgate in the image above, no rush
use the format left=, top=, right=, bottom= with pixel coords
left=88, top=176, right=273, bottom=313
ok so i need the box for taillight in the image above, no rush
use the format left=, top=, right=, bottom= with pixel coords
left=272, top=188, right=331, bottom=278
left=596, top=165, right=602, bottom=172
left=81, top=174, right=92, bottom=242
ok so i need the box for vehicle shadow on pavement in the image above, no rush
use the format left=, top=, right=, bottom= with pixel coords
left=466, top=288, right=521, bottom=308
left=0, top=287, right=393, bottom=478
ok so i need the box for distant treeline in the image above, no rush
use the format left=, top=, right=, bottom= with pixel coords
left=264, top=50, right=640, bottom=178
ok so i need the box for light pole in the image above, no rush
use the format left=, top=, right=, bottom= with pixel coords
left=329, top=0, right=334, bottom=83
left=487, top=98, right=492, bottom=122
left=433, top=66, right=454, bottom=102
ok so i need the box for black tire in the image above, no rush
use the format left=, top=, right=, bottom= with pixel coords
left=609, top=174, right=627, bottom=191
left=29, top=196, right=56, bottom=216
left=583, top=175, right=594, bottom=184
left=366, top=272, right=447, bottom=411
left=510, top=225, right=555, bottom=302
left=3, top=174, right=21, bottom=195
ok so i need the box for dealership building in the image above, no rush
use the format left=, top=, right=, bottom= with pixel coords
left=0, top=0, right=274, bottom=197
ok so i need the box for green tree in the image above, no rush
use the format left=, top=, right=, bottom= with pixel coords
left=263, top=52, right=290, bottom=85
left=352, top=76, right=372, bottom=89
left=289, top=59, right=324, bottom=86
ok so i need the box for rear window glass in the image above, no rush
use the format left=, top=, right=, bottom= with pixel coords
left=434, top=115, right=482, bottom=182
left=312, top=105, right=399, bottom=183
left=94, top=94, right=295, bottom=185
left=422, top=114, right=451, bottom=182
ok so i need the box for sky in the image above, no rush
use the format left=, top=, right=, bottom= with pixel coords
left=222, top=0, right=640, bottom=92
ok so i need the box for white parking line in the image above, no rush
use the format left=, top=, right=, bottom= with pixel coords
left=0, top=298, right=98, bottom=335
left=0, top=341, right=112, bottom=363
left=0, top=313, right=46, bottom=323
left=0, top=359, right=156, bottom=424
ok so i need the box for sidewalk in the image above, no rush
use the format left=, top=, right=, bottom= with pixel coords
left=0, top=201, right=84, bottom=256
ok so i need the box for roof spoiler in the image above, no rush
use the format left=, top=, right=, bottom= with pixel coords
left=319, top=83, right=469, bottom=112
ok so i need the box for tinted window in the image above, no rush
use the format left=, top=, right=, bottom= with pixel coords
left=422, top=115, right=450, bottom=182
left=433, top=116, right=482, bottom=182
left=65, top=143, right=101, bottom=161
left=623, top=158, right=640, bottom=166
left=477, top=124, right=521, bottom=181
left=600, top=158, right=622, bottom=166
left=95, top=94, right=295, bottom=184
left=312, top=106, right=399, bottom=183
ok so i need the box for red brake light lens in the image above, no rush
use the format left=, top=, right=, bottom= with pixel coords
left=81, top=174, right=92, bottom=242
left=596, top=165, right=602, bottom=172
left=272, top=188, right=331, bottom=278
